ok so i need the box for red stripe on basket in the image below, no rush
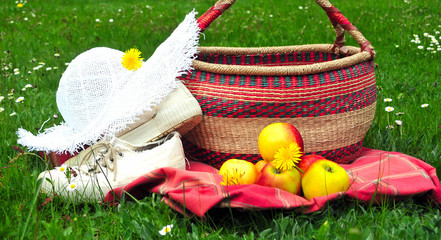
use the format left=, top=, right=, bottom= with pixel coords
left=195, top=84, right=376, bottom=118
left=186, top=72, right=375, bottom=102
left=196, top=52, right=351, bottom=66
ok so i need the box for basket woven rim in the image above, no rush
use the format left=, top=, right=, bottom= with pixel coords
left=193, top=44, right=372, bottom=76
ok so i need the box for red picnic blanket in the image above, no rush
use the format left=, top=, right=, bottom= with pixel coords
left=103, top=148, right=441, bottom=217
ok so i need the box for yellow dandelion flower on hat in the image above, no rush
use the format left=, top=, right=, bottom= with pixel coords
left=121, top=48, right=143, bottom=71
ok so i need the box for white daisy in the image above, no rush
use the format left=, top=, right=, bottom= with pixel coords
left=67, top=183, right=77, bottom=191
left=15, top=96, right=24, bottom=102
left=385, top=106, right=394, bottom=112
left=159, top=224, right=173, bottom=236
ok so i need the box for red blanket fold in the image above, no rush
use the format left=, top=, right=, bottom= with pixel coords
left=104, top=148, right=441, bottom=217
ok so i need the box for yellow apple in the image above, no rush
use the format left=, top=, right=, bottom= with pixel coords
left=219, top=159, right=258, bottom=185
left=301, top=159, right=350, bottom=200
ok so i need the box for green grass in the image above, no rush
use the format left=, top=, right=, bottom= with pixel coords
left=1, top=0, right=441, bottom=238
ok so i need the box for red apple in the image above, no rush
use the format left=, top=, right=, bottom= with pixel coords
left=301, top=160, right=350, bottom=200
left=255, top=160, right=268, bottom=172
left=297, top=154, right=326, bottom=176
left=256, top=162, right=302, bottom=195
left=258, top=123, right=304, bottom=163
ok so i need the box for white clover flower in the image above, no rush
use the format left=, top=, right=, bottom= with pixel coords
left=298, top=6, right=304, bottom=9
left=109, top=19, right=114, bottom=23
left=15, top=96, right=24, bottom=102
left=159, top=224, right=173, bottom=236
left=384, top=98, right=393, bottom=102
left=395, top=45, right=399, bottom=48
left=395, top=120, right=403, bottom=126
left=118, top=9, right=122, bottom=12
left=421, top=103, right=429, bottom=108
left=385, top=106, right=394, bottom=112
left=145, top=5, right=151, bottom=9
left=24, top=17, right=28, bottom=21
left=95, top=18, right=100, bottom=22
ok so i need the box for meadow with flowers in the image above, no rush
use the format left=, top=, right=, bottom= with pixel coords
left=1, top=0, right=441, bottom=238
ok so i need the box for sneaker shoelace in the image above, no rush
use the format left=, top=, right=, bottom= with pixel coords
left=80, top=140, right=122, bottom=181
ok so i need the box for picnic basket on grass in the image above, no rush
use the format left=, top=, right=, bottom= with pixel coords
left=180, top=0, right=376, bottom=168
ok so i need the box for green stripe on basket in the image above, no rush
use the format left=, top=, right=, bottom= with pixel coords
left=209, top=72, right=216, bottom=83
left=308, top=74, right=315, bottom=86
left=273, top=76, right=280, bottom=88
left=261, top=76, right=270, bottom=88
left=239, top=75, right=247, bottom=86
left=280, top=53, right=286, bottom=62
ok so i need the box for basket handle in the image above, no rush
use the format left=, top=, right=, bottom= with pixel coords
left=197, top=0, right=375, bottom=59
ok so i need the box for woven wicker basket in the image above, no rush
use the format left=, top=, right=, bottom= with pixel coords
left=180, top=0, right=376, bottom=168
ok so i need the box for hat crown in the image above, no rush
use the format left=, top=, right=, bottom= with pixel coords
left=56, top=47, right=130, bottom=131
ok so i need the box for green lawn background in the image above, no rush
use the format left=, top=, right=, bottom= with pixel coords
left=1, top=0, right=440, bottom=239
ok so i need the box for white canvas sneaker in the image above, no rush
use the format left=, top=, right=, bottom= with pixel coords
left=37, top=132, right=185, bottom=202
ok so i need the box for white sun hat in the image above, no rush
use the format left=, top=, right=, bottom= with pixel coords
left=17, top=10, right=200, bottom=154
